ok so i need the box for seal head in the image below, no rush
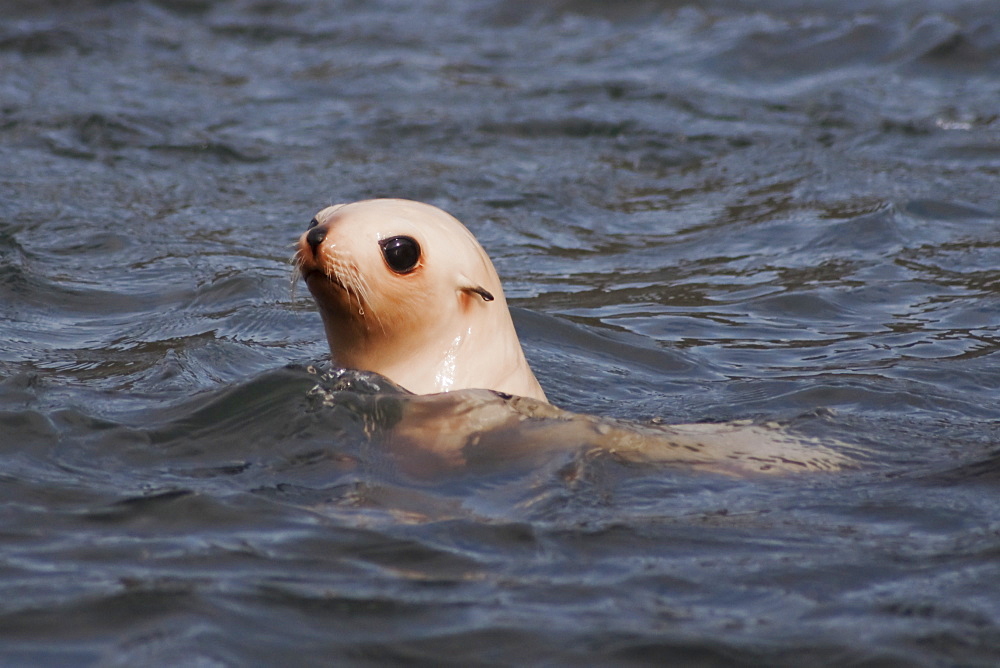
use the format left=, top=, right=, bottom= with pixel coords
left=295, top=198, right=547, bottom=402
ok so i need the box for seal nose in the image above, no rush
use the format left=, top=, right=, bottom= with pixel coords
left=306, top=226, right=327, bottom=254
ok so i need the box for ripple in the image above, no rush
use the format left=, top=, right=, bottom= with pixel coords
left=2, top=0, right=1000, bottom=664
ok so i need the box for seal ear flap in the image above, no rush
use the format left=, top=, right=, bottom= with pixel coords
left=457, top=274, right=495, bottom=302
left=464, top=286, right=495, bottom=302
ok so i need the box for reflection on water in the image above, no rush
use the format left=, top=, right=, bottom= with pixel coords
left=1, top=0, right=999, bottom=664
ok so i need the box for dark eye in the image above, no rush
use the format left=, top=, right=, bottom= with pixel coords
left=379, top=236, right=421, bottom=274
left=307, top=217, right=319, bottom=229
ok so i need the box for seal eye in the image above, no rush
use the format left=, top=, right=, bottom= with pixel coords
left=307, top=218, right=319, bottom=229
left=380, top=236, right=421, bottom=274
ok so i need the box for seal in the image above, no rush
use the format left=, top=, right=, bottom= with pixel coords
left=295, top=198, right=547, bottom=402
left=310, top=368, right=857, bottom=478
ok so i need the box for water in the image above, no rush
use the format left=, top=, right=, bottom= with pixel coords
left=2, top=0, right=999, bottom=664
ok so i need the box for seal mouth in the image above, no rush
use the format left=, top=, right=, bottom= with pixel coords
left=294, top=245, right=346, bottom=293
left=301, top=266, right=349, bottom=293
left=294, top=241, right=379, bottom=329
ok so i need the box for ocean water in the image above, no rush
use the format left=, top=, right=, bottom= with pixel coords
left=1, top=0, right=999, bottom=664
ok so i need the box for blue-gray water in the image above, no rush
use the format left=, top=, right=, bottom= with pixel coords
left=2, top=0, right=999, bottom=665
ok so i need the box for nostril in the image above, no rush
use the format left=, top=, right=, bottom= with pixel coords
left=306, top=226, right=326, bottom=253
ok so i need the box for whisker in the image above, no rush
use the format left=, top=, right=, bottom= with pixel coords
left=327, top=258, right=359, bottom=316
left=289, top=248, right=305, bottom=299
left=345, top=265, right=366, bottom=318
left=294, top=242, right=384, bottom=334
left=353, top=270, right=385, bottom=334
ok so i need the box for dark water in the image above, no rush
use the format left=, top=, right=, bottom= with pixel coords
left=2, top=0, right=1000, bottom=664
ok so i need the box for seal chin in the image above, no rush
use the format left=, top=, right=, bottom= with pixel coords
left=302, top=267, right=346, bottom=293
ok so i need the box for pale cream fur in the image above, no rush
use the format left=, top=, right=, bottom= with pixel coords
left=296, top=199, right=547, bottom=401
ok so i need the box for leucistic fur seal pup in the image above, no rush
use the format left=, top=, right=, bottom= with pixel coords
left=294, top=198, right=546, bottom=401
left=296, top=199, right=854, bottom=476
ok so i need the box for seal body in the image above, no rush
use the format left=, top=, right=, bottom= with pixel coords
left=295, top=199, right=546, bottom=402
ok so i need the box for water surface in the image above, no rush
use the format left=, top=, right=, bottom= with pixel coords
left=1, top=0, right=999, bottom=665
